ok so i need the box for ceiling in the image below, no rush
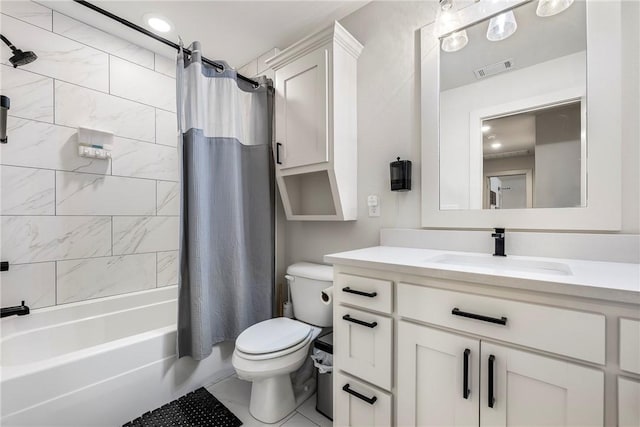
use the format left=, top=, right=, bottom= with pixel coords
left=39, top=1, right=369, bottom=68
left=440, top=0, right=586, bottom=90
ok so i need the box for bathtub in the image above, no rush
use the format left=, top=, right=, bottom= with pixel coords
left=0, top=286, right=235, bottom=426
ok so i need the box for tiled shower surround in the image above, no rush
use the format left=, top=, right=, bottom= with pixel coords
left=0, top=2, right=180, bottom=309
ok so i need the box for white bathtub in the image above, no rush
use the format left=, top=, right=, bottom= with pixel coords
left=0, top=286, right=235, bottom=426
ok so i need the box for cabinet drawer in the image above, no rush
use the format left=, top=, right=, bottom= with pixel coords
left=336, top=273, right=393, bottom=314
left=335, top=371, right=392, bottom=427
left=398, top=282, right=605, bottom=364
left=619, top=376, right=640, bottom=427
left=335, top=305, right=392, bottom=390
left=620, top=318, right=640, bottom=374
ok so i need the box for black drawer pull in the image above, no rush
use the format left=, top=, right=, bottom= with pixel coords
left=342, top=383, right=377, bottom=405
left=451, top=308, right=507, bottom=325
left=463, top=348, right=471, bottom=399
left=275, top=142, right=282, bottom=165
left=342, top=314, right=377, bottom=328
left=488, top=355, right=496, bottom=408
left=342, top=287, right=377, bottom=298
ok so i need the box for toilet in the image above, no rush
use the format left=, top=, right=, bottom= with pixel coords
left=232, top=262, right=333, bottom=423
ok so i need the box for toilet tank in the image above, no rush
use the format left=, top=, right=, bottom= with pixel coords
left=287, top=262, right=333, bottom=327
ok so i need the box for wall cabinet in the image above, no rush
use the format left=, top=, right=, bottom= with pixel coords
left=330, top=263, right=636, bottom=426
left=266, top=22, right=362, bottom=220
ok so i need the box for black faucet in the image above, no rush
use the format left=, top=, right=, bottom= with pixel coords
left=1, top=300, right=30, bottom=318
left=492, top=228, right=506, bottom=257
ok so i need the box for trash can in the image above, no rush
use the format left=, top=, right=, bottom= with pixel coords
left=311, top=332, right=333, bottom=420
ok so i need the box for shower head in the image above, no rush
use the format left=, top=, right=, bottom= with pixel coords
left=0, top=34, right=37, bottom=68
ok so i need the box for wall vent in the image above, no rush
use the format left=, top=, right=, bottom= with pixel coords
left=474, top=59, right=514, bottom=79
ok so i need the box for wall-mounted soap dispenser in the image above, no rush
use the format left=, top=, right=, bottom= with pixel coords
left=390, top=157, right=411, bottom=191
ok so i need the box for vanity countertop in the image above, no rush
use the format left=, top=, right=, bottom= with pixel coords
left=324, top=246, right=640, bottom=304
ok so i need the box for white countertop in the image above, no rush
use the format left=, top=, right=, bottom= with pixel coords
left=324, top=246, right=640, bottom=304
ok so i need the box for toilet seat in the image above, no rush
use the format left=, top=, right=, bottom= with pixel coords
left=235, top=317, right=312, bottom=359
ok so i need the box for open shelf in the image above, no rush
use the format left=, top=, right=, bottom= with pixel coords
left=282, top=170, right=337, bottom=216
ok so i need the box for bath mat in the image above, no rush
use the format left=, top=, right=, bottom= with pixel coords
left=123, top=387, right=243, bottom=427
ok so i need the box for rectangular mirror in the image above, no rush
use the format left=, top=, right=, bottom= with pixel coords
left=438, top=0, right=586, bottom=210
left=420, top=0, right=622, bottom=230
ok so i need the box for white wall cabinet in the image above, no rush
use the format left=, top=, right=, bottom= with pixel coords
left=267, top=22, right=362, bottom=221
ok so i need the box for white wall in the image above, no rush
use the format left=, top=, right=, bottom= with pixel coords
left=439, top=51, right=585, bottom=210
left=283, top=1, right=436, bottom=266
left=0, top=2, right=179, bottom=309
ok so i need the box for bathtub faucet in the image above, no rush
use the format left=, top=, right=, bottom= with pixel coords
left=1, top=300, right=30, bottom=318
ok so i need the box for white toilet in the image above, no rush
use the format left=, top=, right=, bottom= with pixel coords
left=232, top=262, right=333, bottom=423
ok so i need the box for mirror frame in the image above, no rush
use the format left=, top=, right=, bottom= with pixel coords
left=421, top=0, right=622, bottom=230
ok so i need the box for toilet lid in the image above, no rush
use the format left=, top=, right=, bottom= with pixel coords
left=236, top=317, right=312, bottom=355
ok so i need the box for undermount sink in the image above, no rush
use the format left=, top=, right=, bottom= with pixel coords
left=427, top=254, right=573, bottom=276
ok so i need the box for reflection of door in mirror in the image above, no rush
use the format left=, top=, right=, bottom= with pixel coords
left=484, top=171, right=532, bottom=209
left=481, top=101, right=582, bottom=209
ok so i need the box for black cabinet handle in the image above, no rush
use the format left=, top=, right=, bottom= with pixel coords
left=342, top=383, right=377, bottom=405
left=451, top=308, right=507, bottom=326
left=0, top=261, right=8, bottom=272
left=488, top=355, right=496, bottom=408
left=275, top=142, right=282, bottom=165
left=342, top=287, right=377, bottom=298
left=463, top=348, right=471, bottom=399
left=342, top=314, right=377, bottom=328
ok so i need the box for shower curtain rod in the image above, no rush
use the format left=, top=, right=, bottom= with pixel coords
left=73, top=0, right=263, bottom=88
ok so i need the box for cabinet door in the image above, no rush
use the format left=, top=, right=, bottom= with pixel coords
left=480, top=342, right=604, bottom=427
left=274, top=46, right=329, bottom=169
left=618, top=376, right=640, bottom=427
left=397, top=321, right=480, bottom=427
left=334, top=305, right=392, bottom=390
left=334, top=371, right=392, bottom=427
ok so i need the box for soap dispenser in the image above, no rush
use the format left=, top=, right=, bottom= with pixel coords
left=390, top=157, right=411, bottom=191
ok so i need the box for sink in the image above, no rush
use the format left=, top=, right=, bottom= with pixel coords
left=427, top=254, right=573, bottom=276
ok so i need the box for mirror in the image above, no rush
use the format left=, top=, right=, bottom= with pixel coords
left=438, top=0, right=587, bottom=210
left=420, top=0, right=622, bottom=230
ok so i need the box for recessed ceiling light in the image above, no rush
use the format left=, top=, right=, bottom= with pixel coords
left=144, top=14, right=172, bottom=33
left=482, top=125, right=492, bottom=133
left=491, top=142, right=502, bottom=149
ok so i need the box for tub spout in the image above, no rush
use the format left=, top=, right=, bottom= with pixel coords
left=1, top=300, right=30, bottom=318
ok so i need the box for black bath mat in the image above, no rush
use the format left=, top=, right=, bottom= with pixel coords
left=123, top=387, right=243, bottom=427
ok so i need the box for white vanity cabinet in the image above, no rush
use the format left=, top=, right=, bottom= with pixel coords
left=266, top=22, right=362, bottom=220
left=328, top=248, right=639, bottom=427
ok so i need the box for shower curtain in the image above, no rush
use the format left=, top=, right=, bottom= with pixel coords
left=176, top=42, right=274, bottom=360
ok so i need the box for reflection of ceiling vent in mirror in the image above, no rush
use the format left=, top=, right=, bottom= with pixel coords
left=474, top=59, right=514, bottom=79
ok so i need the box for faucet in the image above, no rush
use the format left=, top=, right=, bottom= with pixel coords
left=492, top=228, right=506, bottom=257
left=1, top=300, right=30, bottom=318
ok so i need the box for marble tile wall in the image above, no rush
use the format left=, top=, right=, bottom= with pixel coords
left=0, top=2, right=180, bottom=309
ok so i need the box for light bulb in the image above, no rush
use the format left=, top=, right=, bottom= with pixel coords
left=536, top=0, right=574, bottom=17
left=486, top=10, right=517, bottom=41
left=441, top=30, right=469, bottom=53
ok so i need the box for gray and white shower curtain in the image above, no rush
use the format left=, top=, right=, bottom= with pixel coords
left=176, top=42, right=274, bottom=360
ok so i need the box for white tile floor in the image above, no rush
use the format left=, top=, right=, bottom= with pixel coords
left=206, top=375, right=333, bottom=427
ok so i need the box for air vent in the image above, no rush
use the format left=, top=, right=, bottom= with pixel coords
left=474, top=59, right=514, bottom=79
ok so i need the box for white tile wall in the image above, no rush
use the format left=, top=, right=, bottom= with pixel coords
left=157, top=251, right=178, bottom=287
left=0, top=262, right=56, bottom=309
left=1, top=165, right=55, bottom=215
left=1, top=65, right=53, bottom=122
left=57, top=254, right=156, bottom=303
left=1, top=14, right=109, bottom=92
left=112, top=216, right=179, bottom=255
left=0, top=3, right=180, bottom=309
left=52, top=12, right=155, bottom=70
left=56, top=171, right=156, bottom=216
left=110, top=56, right=176, bottom=112
left=55, top=81, right=156, bottom=142
left=156, top=181, right=180, bottom=216
left=0, top=1, right=52, bottom=30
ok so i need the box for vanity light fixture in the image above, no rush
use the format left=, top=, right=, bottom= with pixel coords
left=482, top=125, right=492, bottom=133
left=144, top=14, right=172, bottom=33
left=441, top=30, right=469, bottom=52
left=486, top=10, right=518, bottom=41
left=536, top=0, right=574, bottom=17
left=491, top=142, right=502, bottom=149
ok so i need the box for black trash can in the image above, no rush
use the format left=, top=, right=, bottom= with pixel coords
left=312, top=332, right=333, bottom=420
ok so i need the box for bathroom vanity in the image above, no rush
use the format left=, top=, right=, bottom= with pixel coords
left=325, top=246, right=640, bottom=426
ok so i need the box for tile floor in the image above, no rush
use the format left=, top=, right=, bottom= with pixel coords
left=206, top=375, right=332, bottom=427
